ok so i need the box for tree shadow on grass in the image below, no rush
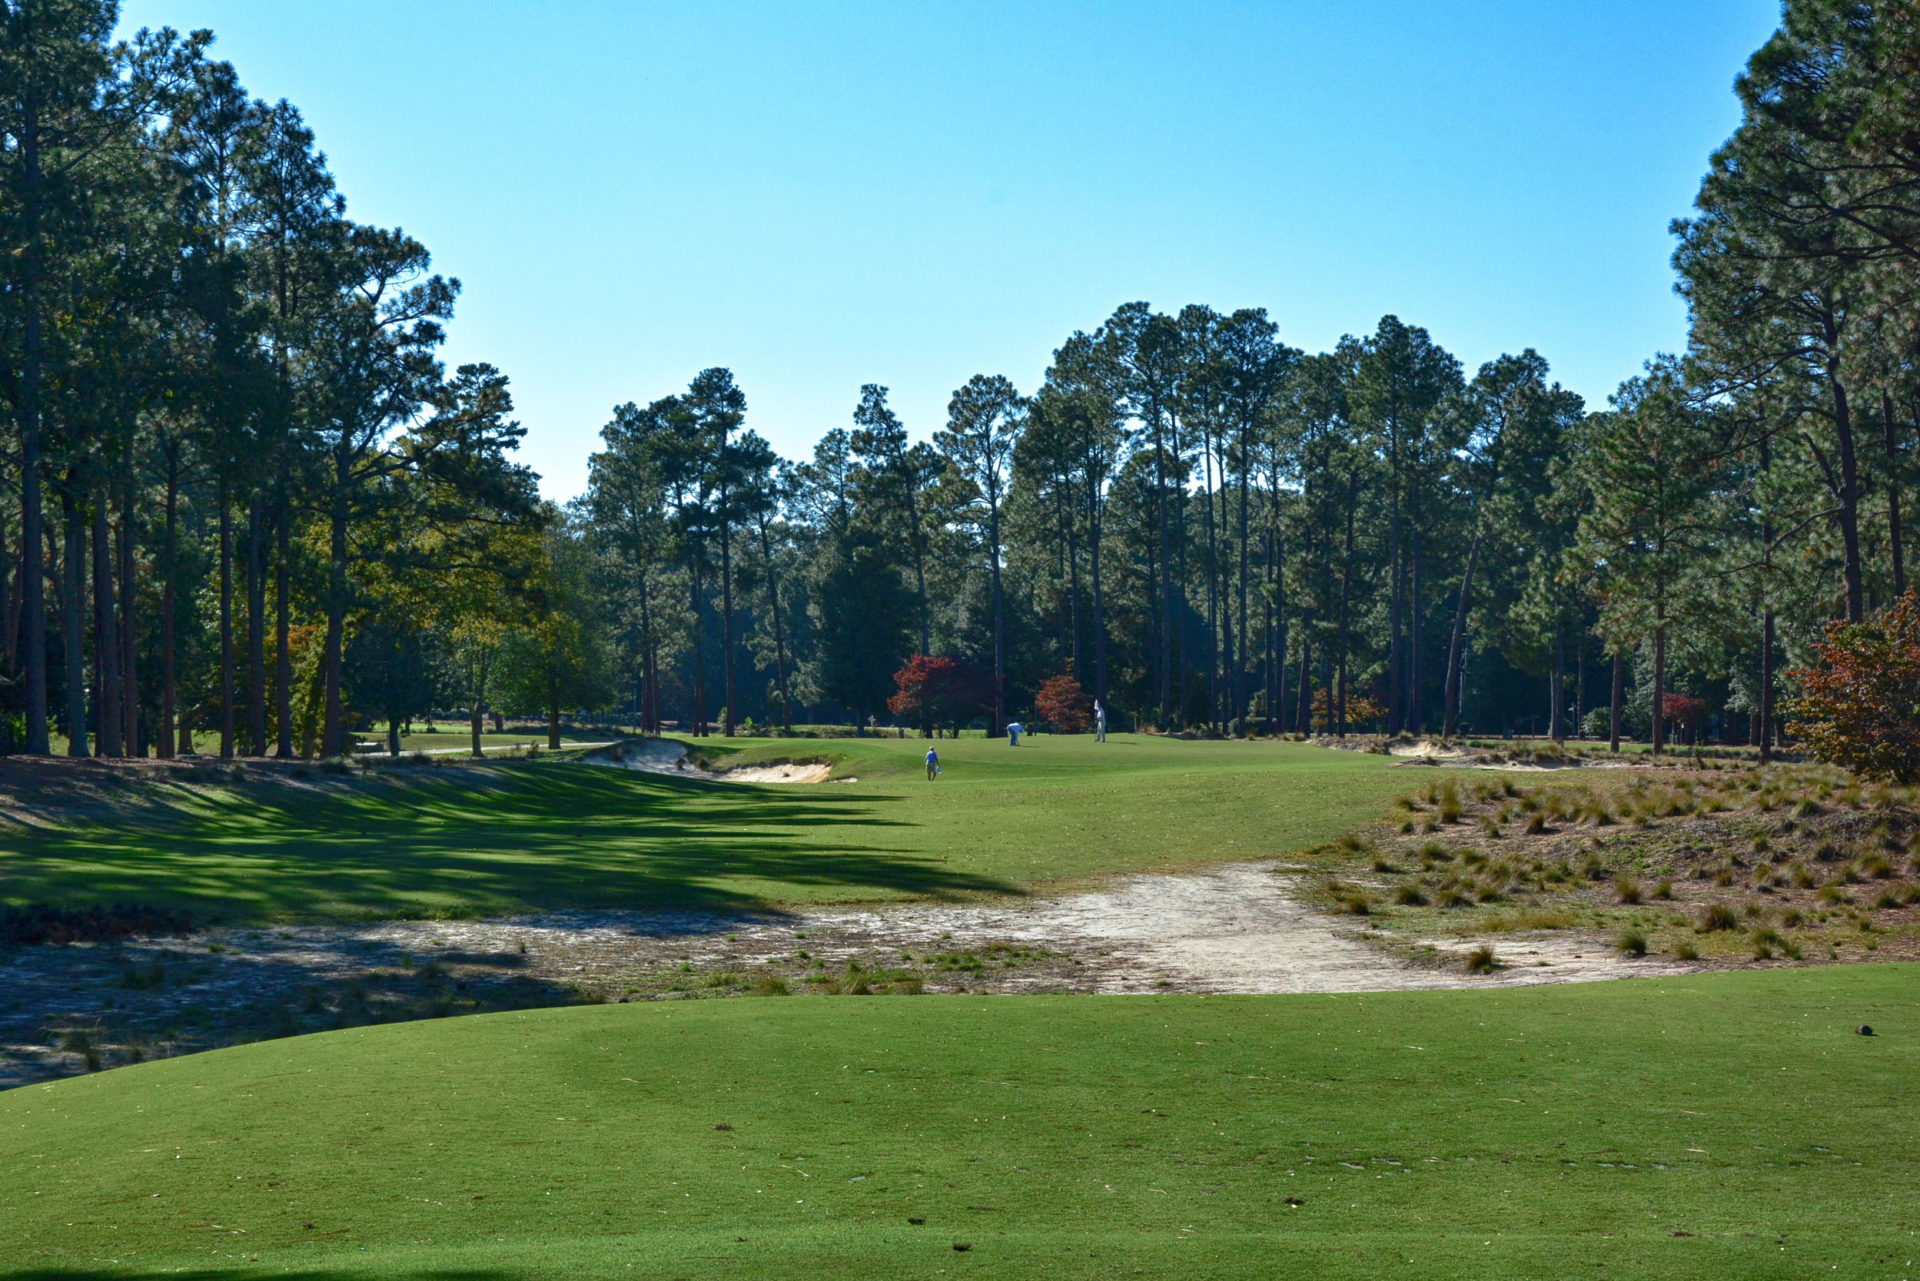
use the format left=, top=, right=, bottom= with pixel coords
left=3, top=1272, right=520, bottom=1281
left=0, top=763, right=1013, bottom=926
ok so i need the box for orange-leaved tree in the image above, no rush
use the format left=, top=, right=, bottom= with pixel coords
left=1034, top=674, right=1091, bottom=732
left=1785, top=592, right=1920, bottom=782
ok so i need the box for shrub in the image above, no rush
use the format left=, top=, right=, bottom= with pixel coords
left=60, top=1030, right=102, bottom=1072
left=1463, top=945, right=1499, bottom=974
left=1438, top=784, right=1462, bottom=824
left=1616, top=877, right=1643, bottom=905
left=1673, top=939, right=1701, bottom=961
left=1393, top=884, right=1428, bottom=906
left=1616, top=928, right=1648, bottom=957
left=1785, top=592, right=1920, bottom=782
left=1653, top=877, right=1674, bottom=900
left=1697, top=903, right=1739, bottom=932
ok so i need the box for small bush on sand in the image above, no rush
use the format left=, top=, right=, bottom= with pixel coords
left=1673, top=939, right=1701, bottom=961
left=1616, top=877, right=1643, bottom=905
left=1616, top=928, right=1648, bottom=957
left=1463, top=945, right=1499, bottom=974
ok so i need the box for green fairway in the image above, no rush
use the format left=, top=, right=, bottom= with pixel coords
left=0, top=965, right=1911, bottom=1278
left=0, top=736, right=1425, bottom=925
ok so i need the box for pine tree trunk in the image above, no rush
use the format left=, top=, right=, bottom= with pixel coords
left=991, top=502, right=1005, bottom=735
left=1236, top=456, right=1251, bottom=728
left=721, top=517, right=736, bottom=737
left=1155, top=409, right=1172, bottom=729
left=1, top=510, right=18, bottom=673
left=1337, top=482, right=1357, bottom=736
left=1089, top=478, right=1107, bottom=710
left=321, top=482, right=349, bottom=758
left=160, top=455, right=179, bottom=758
left=218, top=485, right=235, bottom=760
left=1386, top=487, right=1403, bottom=735
left=61, top=498, right=87, bottom=757
left=18, top=121, right=49, bottom=755
left=274, top=498, right=293, bottom=756
left=1825, top=325, right=1864, bottom=622
left=758, top=517, right=794, bottom=735
left=1549, top=619, right=1565, bottom=743
left=1759, top=610, right=1775, bottom=766
left=1443, top=531, right=1479, bottom=738
left=689, top=561, right=707, bottom=737
left=118, top=464, right=138, bottom=755
left=1885, top=386, right=1906, bottom=598
left=1609, top=650, right=1623, bottom=753
left=91, top=504, right=121, bottom=757
left=246, top=495, right=267, bottom=755
left=1407, top=537, right=1423, bottom=734
left=1651, top=621, right=1667, bottom=757
left=1065, top=479, right=1083, bottom=685
left=1202, top=435, right=1220, bottom=731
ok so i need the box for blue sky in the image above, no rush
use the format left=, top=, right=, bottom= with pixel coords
left=119, top=1, right=1782, bottom=500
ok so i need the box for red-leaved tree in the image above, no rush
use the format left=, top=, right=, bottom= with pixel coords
left=1658, top=693, right=1705, bottom=744
left=887, top=655, right=995, bottom=735
left=1786, top=591, right=1920, bottom=782
left=1034, top=674, right=1092, bottom=732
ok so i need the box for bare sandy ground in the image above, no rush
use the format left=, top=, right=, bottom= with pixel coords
left=793, top=861, right=1693, bottom=993
left=1, top=859, right=1698, bottom=1087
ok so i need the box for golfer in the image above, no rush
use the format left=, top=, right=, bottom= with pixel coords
left=1094, top=699, right=1107, bottom=742
left=925, top=746, right=940, bottom=780
left=1007, top=720, right=1024, bottom=746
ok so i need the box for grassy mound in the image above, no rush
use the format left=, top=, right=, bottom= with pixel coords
left=0, top=735, right=1420, bottom=925
left=2, top=966, right=1913, bottom=1278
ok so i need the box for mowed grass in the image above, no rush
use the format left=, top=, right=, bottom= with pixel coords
left=1, top=965, right=1913, bottom=1279
left=0, top=735, right=1425, bottom=924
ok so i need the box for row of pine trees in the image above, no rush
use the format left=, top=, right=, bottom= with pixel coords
left=4, top=1, right=1917, bottom=756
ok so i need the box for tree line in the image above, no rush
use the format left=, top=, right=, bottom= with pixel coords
left=5, top=0, right=1917, bottom=758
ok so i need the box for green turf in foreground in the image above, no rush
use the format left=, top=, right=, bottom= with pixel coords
left=0, top=735, right=1426, bottom=923
left=2, top=966, right=1913, bottom=1278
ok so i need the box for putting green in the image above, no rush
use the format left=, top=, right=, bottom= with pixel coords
left=2, top=965, right=1912, bottom=1278
left=0, top=735, right=1427, bottom=924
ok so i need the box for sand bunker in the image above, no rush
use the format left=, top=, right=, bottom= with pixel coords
left=585, top=738, right=835, bottom=784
